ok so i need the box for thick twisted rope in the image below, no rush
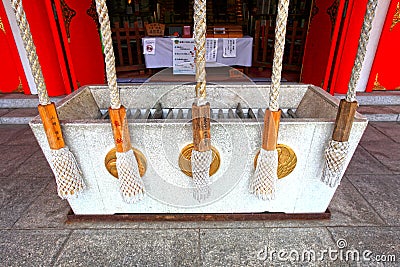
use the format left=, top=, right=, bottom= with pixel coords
left=322, top=0, right=378, bottom=187
left=191, top=0, right=211, bottom=201
left=346, top=0, right=377, bottom=102
left=95, top=0, right=121, bottom=109
left=95, top=0, right=145, bottom=202
left=251, top=0, right=289, bottom=200
left=269, top=0, right=289, bottom=111
left=11, top=0, right=50, bottom=106
left=11, top=0, right=85, bottom=199
left=194, top=0, right=207, bottom=100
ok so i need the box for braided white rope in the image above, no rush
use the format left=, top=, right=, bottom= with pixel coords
left=191, top=149, right=212, bottom=201
left=191, top=0, right=211, bottom=197
left=95, top=0, right=121, bottom=109
left=322, top=0, right=378, bottom=187
left=95, top=0, right=145, bottom=202
left=251, top=0, right=289, bottom=200
left=251, top=148, right=278, bottom=200
left=346, top=0, right=378, bottom=102
left=116, top=150, right=145, bottom=203
left=269, top=0, right=290, bottom=111
left=194, top=0, right=207, bottom=99
left=11, top=0, right=85, bottom=199
left=11, top=0, right=50, bottom=106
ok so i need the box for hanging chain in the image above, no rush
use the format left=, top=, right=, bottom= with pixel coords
left=95, top=0, right=121, bottom=109
left=11, top=0, right=50, bottom=105
left=194, top=0, right=207, bottom=100
left=346, top=0, right=378, bottom=102
left=270, top=0, right=290, bottom=111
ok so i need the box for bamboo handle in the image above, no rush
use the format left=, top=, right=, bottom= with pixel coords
left=38, top=103, right=65, bottom=149
left=332, top=99, right=358, bottom=142
left=109, top=106, right=132, bottom=153
left=192, top=103, right=211, bottom=152
left=261, top=109, right=281, bottom=151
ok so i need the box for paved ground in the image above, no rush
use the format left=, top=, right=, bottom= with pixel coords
left=0, top=122, right=399, bottom=266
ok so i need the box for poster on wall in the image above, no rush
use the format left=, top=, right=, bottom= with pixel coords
left=206, top=38, right=218, bottom=62
left=143, top=38, right=156, bottom=54
left=172, top=38, right=196, bottom=75
left=223, top=38, right=237, bottom=58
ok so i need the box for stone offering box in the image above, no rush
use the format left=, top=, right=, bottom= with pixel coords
left=30, top=83, right=367, bottom=215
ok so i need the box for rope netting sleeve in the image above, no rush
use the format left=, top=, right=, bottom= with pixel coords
left=51, top=147, right=85, bottom=199
left=346, top=0, right=378, bottom=102
left=269, top=0, right=290, bottom=112
left=116, top=150, right=145, bottom=203
left=95, top=0, right=121, bottom=109
left=191, top=149, right=212, bottom=201
left=11, top=0, right=50, bottom=106
left=194, top=0, right=207, bottom=100
left=251, top=148, right=278, bottom=200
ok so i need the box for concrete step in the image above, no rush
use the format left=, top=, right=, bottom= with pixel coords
left=0, top=94, right=62, bottom=124
left=0, top=94, right=63, bottom=108
left=357, top=105, right=400, bottom=122
left=0, top=108, right=38, bottom=124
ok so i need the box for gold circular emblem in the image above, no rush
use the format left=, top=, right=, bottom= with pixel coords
left=254, top=144, right=297, bottom=179
left=105, top=147, right=147, bottom=178
left=178, top=143, right=221, bottom=177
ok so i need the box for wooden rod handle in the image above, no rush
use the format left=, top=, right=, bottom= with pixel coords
left=109, top=106, right=132, bottom=153
left=192, top=103, right=211, bottom=152
left=332, top=99, right=358, bottom=142
left=38, top=103, right=65, bottom=150
left=261, top=109, right=281, bottom=151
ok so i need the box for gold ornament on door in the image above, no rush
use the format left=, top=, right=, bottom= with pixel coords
left=390, top=2, right=400, bottom=31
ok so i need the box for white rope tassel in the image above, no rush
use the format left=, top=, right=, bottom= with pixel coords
left=51, top=147, right=85, bottom=199
left=191, top=149, right=212, bottom=201
left=321, top=140, right=350, bottom=187
left=251, top=148, right=278, bottom=200
left=116, top=150, right=145, bottom=203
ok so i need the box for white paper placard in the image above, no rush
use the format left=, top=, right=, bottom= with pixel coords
left=172, top=38, right=196, bottom=75
left=143, top=38, right=156, bottom=55
left=223, top=38, right=237, bottom=58
left=206, top=38, right=218, bottom=62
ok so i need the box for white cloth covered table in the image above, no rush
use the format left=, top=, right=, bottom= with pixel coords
left=143, top=37, right=253, bottom=68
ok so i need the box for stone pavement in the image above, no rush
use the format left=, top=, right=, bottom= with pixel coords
left=0, top=122, right=399, bottom=266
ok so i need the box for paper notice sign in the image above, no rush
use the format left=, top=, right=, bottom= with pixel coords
left=143, top=38, right=156, bottom=55
left=172, top=38, right=196, bottom=75
left=223, top=38, right=237, bottom=58
left=206, top=38, right=218, bottom=62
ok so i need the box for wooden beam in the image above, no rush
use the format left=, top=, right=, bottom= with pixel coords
left=38, top=103, right=65, bottom=150
left=192, top=103, right=211, bottom=152
left=109, top=106, right=132, bottom=153
left=332, top=99, right=358, bottom=142
left=261, top=109, right=281, bottom=151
